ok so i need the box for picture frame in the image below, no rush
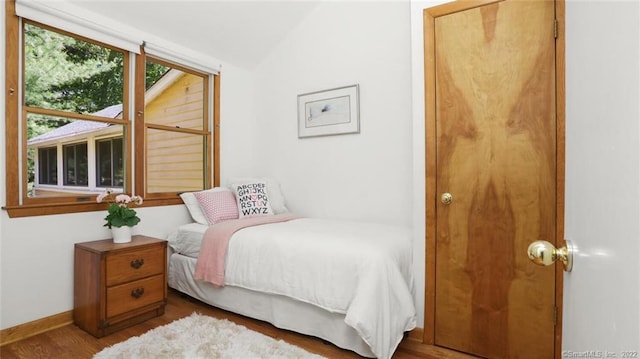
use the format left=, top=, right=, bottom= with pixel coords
left=297, top=84, right=360, bottom=138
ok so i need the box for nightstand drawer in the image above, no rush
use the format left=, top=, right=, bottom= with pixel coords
left=106, top=274, right=165, bottom=318
left=106, top=245, right=164, bottom=286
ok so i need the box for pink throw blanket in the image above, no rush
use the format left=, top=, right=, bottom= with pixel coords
left=193, top=214, right=301, bottom=286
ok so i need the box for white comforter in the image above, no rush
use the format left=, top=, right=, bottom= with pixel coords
left=222, top=218, right=416, bottom=359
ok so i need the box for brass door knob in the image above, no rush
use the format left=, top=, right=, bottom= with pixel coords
left=527, top=240, right=573, bottom=272
left=441, top=192, right=453, bottom=205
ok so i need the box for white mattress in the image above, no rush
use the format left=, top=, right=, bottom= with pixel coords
left=168, top=252, right=375, bottom=357
left=167, top=222, right=208, bottom=258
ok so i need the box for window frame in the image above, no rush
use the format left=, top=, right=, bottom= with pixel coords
left=134, top=49, right=220, bottom=205
left=3, top=0, right=220, bottom=218
left=4, top=8, right=131, bottom=216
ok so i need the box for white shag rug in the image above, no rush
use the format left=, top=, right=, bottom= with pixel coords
left=93, top=313, right=327, bottom=359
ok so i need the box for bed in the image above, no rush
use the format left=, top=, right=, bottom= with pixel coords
left=167, top=181, right=417, bottom=359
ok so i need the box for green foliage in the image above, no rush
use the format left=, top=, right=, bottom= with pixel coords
left=51, top=51, right=123, bottom=114
left=104, top=203, right=141, bottom=229
left=98, top=190, right=143, bottom=228
left=24, top=22, right=168, bottom=116
left=146, top=62, right=170, bottom=90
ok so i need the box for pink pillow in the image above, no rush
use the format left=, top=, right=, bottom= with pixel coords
left=193, top=190, right=239, bottom=224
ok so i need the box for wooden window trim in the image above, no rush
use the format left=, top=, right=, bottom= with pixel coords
left=3, top=0, right=219, bottom=218
left=5, top=0, right=20, bottom=210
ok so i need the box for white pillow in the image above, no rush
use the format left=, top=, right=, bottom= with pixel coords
left=231, top=181, right=274, bottom=218
left=227, top=177, right=288, bottom=214
left=179, top=187, right=230, bottom=225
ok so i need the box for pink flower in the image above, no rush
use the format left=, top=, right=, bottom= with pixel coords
left=96, top=192, right=108, bottom=203
left=96, top=189, right=143, bottom=209
left=131, top=195, right=143, bottom=205
left=96, top=189, right=114, bottom=203
left=115, top=194, right=132, bottom=204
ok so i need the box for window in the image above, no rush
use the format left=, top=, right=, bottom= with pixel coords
left=63, top=143, right=88, bottom=186
left=96, top=137, right=124, bottom=188
left=4, top=0, right=219, bottom=218
left=37, top=147, right=57, bottom=185
left=133, top=53, right=220, bottom=203
left=18, top=19, right=128, bottom=203
left=139, top=57, right=211, bottom=198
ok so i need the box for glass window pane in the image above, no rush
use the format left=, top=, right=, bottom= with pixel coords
left=113, top=138, right=124, bottom=187
left=63, top=145, right=75, bottom=185
left=77, top=144, right=88, bottom=185
left=96, top=137, right=124, bottom=188
left=145, top=60, right=205, bottom=131
left=26, top=112, right=123, bottom=197
left=146, top=128, right=205, bottom=193
left=24, top=22, right=124, bottom=114
left=97, top=140, right=112, bottom=186
left=63, top=143, right=87, bottom=186
left=37, top=147, right=57, bottom=185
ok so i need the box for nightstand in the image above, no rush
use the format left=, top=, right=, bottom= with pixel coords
left=73, top=235, right=167, bottom=337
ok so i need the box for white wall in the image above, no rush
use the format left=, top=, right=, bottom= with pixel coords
left=0, top=0, right=6, bottom=330
left=0, top=207, right=190, bottom=329
left=219, top=65, right=259, bottom=179
left=563, top=0, right=640, bottom=352
left=251, top=1, right=414, bottom=228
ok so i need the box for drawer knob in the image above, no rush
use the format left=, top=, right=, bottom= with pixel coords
left=130, top=259, right=144, bottom=269
left=130, top=287, right=145, bottom=299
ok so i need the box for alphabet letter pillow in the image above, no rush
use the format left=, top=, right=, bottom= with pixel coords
left=232, top=182, right=273, bottom=218
left=227, top=177, right=288, bottom=214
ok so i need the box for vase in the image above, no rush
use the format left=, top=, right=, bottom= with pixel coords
left=111, top=226, right=132, bottom=244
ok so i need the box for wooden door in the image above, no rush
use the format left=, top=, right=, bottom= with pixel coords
left=424, top=1, right=563, bottom=358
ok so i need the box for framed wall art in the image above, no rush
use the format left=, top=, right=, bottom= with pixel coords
left=297, top=84, right=359, bottom=138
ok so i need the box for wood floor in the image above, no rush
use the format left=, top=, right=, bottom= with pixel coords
left=1, top=289, right=430, bottom=359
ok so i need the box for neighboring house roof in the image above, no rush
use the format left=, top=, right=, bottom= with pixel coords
left=145, top=69, right=184, bottom=104
left=27, top=69, right=183, bottom=147
left=93, top=103, right=124, bottom=118
left=27, top=104, right=122, bottom=146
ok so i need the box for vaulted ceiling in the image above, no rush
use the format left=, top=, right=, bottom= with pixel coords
left=69, top=1, right=320, bottom=69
